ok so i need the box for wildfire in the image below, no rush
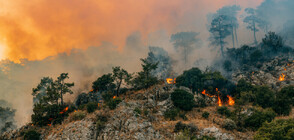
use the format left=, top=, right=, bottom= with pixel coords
left=284, top=68, right=287, bottom=71
left=201, top=90, right=216, bottom=97
left=113, top=96, right=116, bottom=99
left=47, top=124, right=51, bottom=126
left=166, top=78, right=176, bottom=84
left=217, top=95, right=222, bottom=107
left=279, top=73, right=285, bottom=81
left=90, top=89, right=93, bottom=92
left=59, top=107, right=69, bottom=114
left=227, top=95, right=235, bottom=106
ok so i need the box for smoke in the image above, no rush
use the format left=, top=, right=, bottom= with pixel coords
left=0, top=100, right=16, bottom=134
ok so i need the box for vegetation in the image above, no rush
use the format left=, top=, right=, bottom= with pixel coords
left=202, top=111, right=210, bottom=119
left=217, top=106, right=231, bottom=117
left=107, top=98, right=122, bottom=110
left=70, top=111, right=86, bottom=121
left=244, top=108, right=276, bottom=130
left=23, top=129, right=41, bottom=140
left=86, top=102, right=98, bottom=113
left=0, top=105, right=16, bottom=134
left=95, top=114, right=109, bottom=138
left=92, top=73, right=115, bottom=92
left=222, top=119, right=237, bottom=130
left=112, top=66, right=132, bottom=96
left=254, top=119, right=294, bottom=140
left=164, top=108, right=180, bottom=121
left=171, top=89, right=195, bottom=111
left=174, top=121, right=198, bottom=136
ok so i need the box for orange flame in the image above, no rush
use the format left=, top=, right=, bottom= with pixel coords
left=284, top=68, right=287, bottom=71
left=47, top=124, right=51, bottom=126
left=279, top=73, right=285, bottom=81
left=166, top=78, right=176, bottom=84
left=59, top=107, right=69, bottom=114
left=113, top=96, right=116, bottom=99
left=201, top=90, right=216, bottom=97
left=227, top=95, right=235, bottom=106
left=218, top=95, right=222, bottom=107
left=90, top=89, right=93, bottom=92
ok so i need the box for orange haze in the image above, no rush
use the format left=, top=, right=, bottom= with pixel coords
left=0, top=0, right=263, bottom=62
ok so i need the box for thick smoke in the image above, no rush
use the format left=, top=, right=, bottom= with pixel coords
left=0, top=100, right=16, bottom=134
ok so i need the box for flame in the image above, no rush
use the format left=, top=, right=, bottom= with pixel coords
left=279, top=73, right=285, bottom=81
left=284, top=68, right=287, bottom=71
left=74, top=110, right=77, bottom=112
left=90, top=89, right=93, bottom=92
left=59, top=107, right=69, bottom=114
left=287, top=63, right=290, bottom=66
left=218, top=95, right=222, bottom=107
left=227, top=95, right=235, bottom=106
left=113, top=96, right=116, bottom=99
left=47, top=124, right=51, bottom=126
left=201, top=90, right=216, bottom=97
left=166, top=78, right=174, bottom=84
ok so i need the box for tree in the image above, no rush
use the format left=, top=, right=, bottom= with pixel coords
left=209, top=15, right=232, bottom=56
left=254, top=86, right=275, bottom=108
left=215, top=5, right=241, bottom=48
left=0, top=105, right=16, bottom=134
left=176, top=67, right=204, bottom=93
left=171, top=89, right=195, bottom=111
left=32, top=77, right=54, bottom=104
left=92, top=73, right=115, bottom=92
left=243, top=8, right=264, bottom=45
left=112, top=66, right=132, bottom=96
left=147, top=46, right=173, bottom=79
left=132, top=58, right=158, bottom=89
left=170, top=32, right=200, bottom=66
left=55, top=73, right=74, bottom=105
left=262, top=32, right=283, bottom=53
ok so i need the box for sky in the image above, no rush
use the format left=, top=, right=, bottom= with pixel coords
left=0, top=0, right=263, bottom=62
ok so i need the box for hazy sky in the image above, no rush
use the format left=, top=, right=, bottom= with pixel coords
left=0, top=0, right=263, bottom=61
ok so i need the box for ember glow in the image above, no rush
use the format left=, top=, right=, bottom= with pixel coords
left=59, top=107, right=69, bottom=114
left=279, top=73, right=285, bottom=81
left=113, top=96, right=116, bottom=99
left=227, top=95, right=235, bottom=106
left=166, top=78, right=176, bottom=84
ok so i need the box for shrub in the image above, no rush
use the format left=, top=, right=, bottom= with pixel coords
left=102, top=92, right=114, bottom=103
left=171, top=89, right=195, bottom=111
left=107, top=98, right=122, bottom=110
left=254, top=86, right=275, bottom=108
left=194, top=97, right=207, bottom=108
left=175, top=68, right=204, bottom=93
left=23, top=130, right=41, bottom=140
left=70, top=111, right=86, bottom=121
left=86, top=102, right=98, bottom=113
left=164, top=108, right=180, bottom=120
left=244, top=108, right=276, bottom=130
left=143, top=109, right=149, bottom=116
left=222, top=119, right=237, bottom=130
left=134, top=107, right=141, bottom=115
left=174, top=121, right=198, bottom=135
left=96, top=114, right=108, bottom=136
left=254, top=119, right=294, bottom=140
left=202, top=111, right=210, bottom=119
left=179, top=112, right=188, bottom=120
left=217, top=106, right=231, bottom=117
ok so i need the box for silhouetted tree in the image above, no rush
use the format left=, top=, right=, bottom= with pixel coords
left=209, top=15, right=232, bottom=56
left=112, top=66, right=132, bottom=96
left=92, top=73, right=115, bottom=92
left=55, top=73, right=74, bottom=105
left=243, top=8, right=264, bottom=45
left=170, top=32, right=200, bottom=66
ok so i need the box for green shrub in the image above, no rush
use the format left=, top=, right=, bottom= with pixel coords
left=86, top=102, right=98, bottom=113
left=107, top=98, right=122, bottom=110
left=194, top=97, right=207, bottom=108
left=217, top=106, right=231, bottom=117
left=70, top=111, right=86, bottom=121
left=174, top=121, right=198, bottom=136
left=102, top=92, right=113, bottom=103
left=143, top=109, right=149, bottom=116
left=202, top=111, right=210, bottom=119
left=254, top=86, right=275, bottom=108
left=171, top=89, right=195, bottom=111
left=23, top=130, right=41, bottom=140
left=244, top=108, right=276, bottom=130
left=134, top=107, right=141, bottom=115
left=96, top=114, right=108, bottom=136
left=222, top=119, right=237, bottom=130
left=164, top=108, right=180, bottom=120
left=254, top=119, right=294, bottom=140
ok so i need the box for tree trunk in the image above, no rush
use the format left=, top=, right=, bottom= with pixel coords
left=116, top=79, right=122, bottom=96
left=234, top=27, right=239, bottom=47
left=253, top=21, right=257, bottom=45
left=60, top=81, right=64, bottom=105
left=231, top=28, right=235, bottom=48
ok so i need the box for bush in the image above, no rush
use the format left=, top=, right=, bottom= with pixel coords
left=202, top=111, right=210, bottom=119
left=134, top=107, right=141, bottom=115
left=254, top=86, right=275, bottom=108
left=194, top=97, right=207, bottom=108
left=254, top=119, right=294, bottom=140
left=70, top=111, right=86, bottom=121
left=102, top=92, right=114, bottom=103
left=86, top=102, right=98, bottom=113
left=164, top=108, right=180, bottom=120
left=23, top=130, right=41, bottom=140
left=175, top=68, right=204, bottom=93
left=171, top=89, right=195, bottom=111
left=179, top=112, right=188, bottom=120
left=217, top=106, right=231, bottom=117
left=222, top=119, right=237, bottom=130
left=143, top=109, right=149, bottom=116
left=174, top=121, right=198, bottom=135
left=244, top=108, right=276, bottom=130
left=107, top=98, right=122, bottom=110
left=96, top=114, right=108, bottom=136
